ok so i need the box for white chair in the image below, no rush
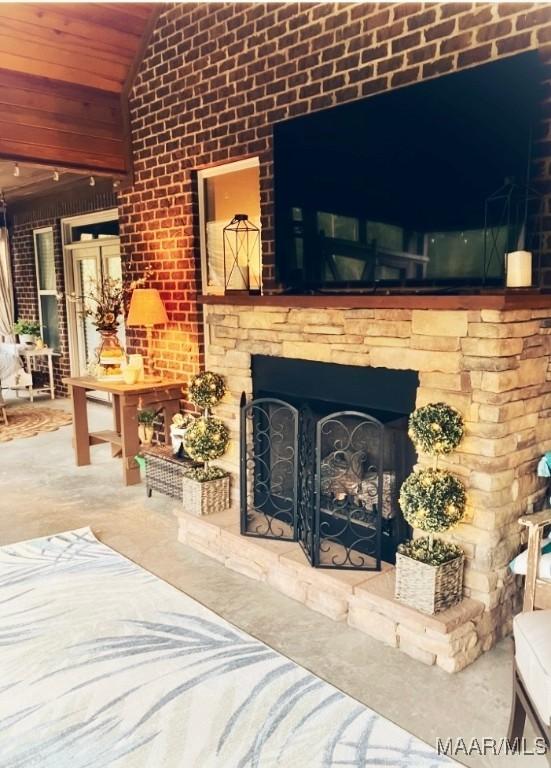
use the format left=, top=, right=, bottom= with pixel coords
left=508, top=511, right=551, bottom=761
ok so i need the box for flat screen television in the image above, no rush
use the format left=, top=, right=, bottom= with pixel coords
left=274, top=52, right=542, bottom=292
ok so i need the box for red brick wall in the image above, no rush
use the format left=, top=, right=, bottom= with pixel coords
left=119, top=1, right=551, bottom=393
left=9, top=185, right=117, bottom=396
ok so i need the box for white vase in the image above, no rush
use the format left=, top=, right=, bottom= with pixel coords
left=138, top=424, right=154, bottom=445
left=19, top=334, right=35, bottom=347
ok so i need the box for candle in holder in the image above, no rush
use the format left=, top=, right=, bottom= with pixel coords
left=506, top=250, right=532, bottom=288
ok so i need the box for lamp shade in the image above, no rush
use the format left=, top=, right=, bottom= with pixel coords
left=126, top=288, right=168, bottom=327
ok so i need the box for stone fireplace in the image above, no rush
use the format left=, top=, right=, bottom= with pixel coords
left=177, top=297, right=551, bottom=671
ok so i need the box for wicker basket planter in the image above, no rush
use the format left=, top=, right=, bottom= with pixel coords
left=181, top=474, right=230, bottom=516
left=395, top=552, right=464, bottom=615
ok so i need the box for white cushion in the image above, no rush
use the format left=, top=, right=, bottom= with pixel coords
left=514, top=610, right=551, bottom=725
left=510, top=538, right=551, bottom=580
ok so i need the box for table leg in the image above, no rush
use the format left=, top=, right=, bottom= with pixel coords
left=71, top=385, right=90, bottom=466
left=25, top=353, right=33, bottom=403
left=48, top=353, right=55, bottom=400
left=120, top=400, right=141, bottom=486
left=111, top=394, right=122, bottom=458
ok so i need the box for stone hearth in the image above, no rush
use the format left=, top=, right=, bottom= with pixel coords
left=196, top=302, right=551, bottom=669
left=177, top=507, right=485, bottom=672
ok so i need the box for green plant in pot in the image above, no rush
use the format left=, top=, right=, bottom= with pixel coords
left=182, top=371, right=230, bottom=515
left=13, top=319, right=41, bottom=347
left=395, top=402, right=467, bottom=614
left=137, top=409, right=157, bottom=446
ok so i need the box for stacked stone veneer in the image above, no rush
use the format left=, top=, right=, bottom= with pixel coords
left=203, top=303, right=551, bottom=663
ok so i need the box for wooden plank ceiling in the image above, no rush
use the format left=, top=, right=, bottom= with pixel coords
left=0, top=3, right=158, bottom=177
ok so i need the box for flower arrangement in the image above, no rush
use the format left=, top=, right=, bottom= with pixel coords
left=399, top=468, right=466, bottom=534
left=79, top=275, right=125, bottom=332
left=189, top=371, right=226, bottom=410
left=69, top=273, right=150, bottom=332
left=184, top=416, right=229, bottom=462
left=408, top=402, right=464, bottom=455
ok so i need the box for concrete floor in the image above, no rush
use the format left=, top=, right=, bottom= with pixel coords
left=0, top=396, right=545, bottom=768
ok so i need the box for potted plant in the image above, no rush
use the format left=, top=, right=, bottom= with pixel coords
left=395, top=403, right=467, bottom=615
left=137, top=409, right=157, bottom=445
left=182, top=371, right=230, bottom=515
left=13, top=319, right=41, bottom=347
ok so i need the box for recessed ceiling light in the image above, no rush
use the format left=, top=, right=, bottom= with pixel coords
left=89, top=176, right=95, bottom=187
left=13, top=163, right=19, bottom=177
left=52, top=169, right=59, bottom=182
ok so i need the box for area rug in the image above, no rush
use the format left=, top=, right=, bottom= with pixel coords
left=0, top=528, right=453, bottom=767
left=0, top=405, right=72, bottom=443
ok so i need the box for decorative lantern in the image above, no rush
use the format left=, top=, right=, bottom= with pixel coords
left=223, top=214, right=261, bottom=293
left=483, top=177, right=542, bottom=286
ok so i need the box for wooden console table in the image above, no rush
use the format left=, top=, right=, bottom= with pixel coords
left=63, top=376, right=185, bottom=486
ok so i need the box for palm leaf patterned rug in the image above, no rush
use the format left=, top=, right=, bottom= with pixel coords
left=0, top=528, right=453, bottom=767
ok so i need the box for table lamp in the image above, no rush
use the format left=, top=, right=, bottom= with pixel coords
left=126, top=288, right=168, bottom=379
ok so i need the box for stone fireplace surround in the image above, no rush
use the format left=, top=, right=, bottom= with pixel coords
left=176, top=298, right=551, bottom=672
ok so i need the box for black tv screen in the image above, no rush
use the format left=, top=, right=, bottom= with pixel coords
left=274, top=52, right=541, bottom=291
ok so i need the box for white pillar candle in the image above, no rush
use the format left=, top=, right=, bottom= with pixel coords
left=506, top=250, right=532, bottom=288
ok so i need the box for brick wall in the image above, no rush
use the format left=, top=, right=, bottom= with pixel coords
left=119, top=1, right=551, bottom=391
left=9, top=185, right=117, bottom=396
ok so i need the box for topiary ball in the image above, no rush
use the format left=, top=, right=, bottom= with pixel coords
left=189, top=371, right=226, bottom=410
left=408, top=402, right=464, bottom=455
left=184, top=416, right=229, bottom=462
left=399, top=468, right=466, bottom=533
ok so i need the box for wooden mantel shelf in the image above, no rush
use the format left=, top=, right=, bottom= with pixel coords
left=199, top=291, right=551, bottom=311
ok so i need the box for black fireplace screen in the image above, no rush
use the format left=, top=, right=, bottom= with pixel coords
left=240, top=394, right=412, bottom=571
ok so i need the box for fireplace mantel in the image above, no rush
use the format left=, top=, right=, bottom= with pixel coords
left=199, top=291, right=551, bottom=311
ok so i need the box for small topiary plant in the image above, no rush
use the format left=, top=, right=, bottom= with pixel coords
left=399, top=402, right=467, bottom=566
left=184, top=416, right=229, bottom=463
left=408, top=402, right=464, bottom=456
left=184, top=371, right=229, bottom=479
left=189, top=371, right=226, bottom=410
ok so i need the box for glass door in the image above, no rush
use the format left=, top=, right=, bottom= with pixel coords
left=62, top=210, right=122, bottom=401
left=68, top=240, right=124, bottom=377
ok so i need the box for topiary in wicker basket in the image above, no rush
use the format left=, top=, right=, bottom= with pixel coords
left=395, top=402, right=467, bottom=614
left=182, top=371, right=231, bottom=516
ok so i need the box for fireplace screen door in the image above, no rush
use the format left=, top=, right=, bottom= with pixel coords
left=240, top=396, right=299, bottom=541
left=240, top=395, right=384, bottom=571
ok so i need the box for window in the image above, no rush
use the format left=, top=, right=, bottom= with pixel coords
left=34, top=228, right=60, bottom=350
left=197, top=158, right=261, bottom=294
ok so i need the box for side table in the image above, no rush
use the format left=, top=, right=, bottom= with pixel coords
left=63, top=376, right=185, bottom=486
left=142, top=445, right=197, bottom=501
left=17, top=347, right=58, bottom=402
